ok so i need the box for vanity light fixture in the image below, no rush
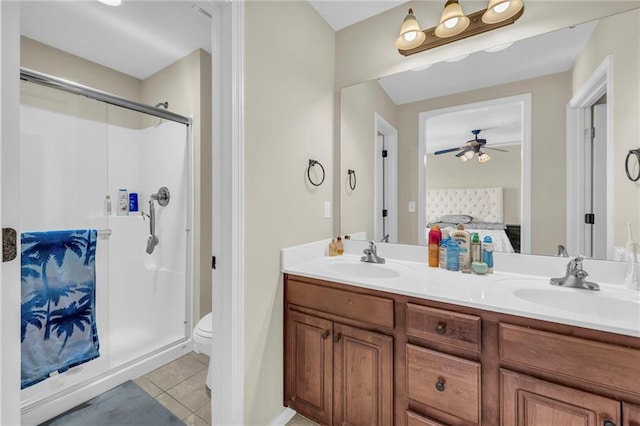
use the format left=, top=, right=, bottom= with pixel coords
left=395, top=0, right=524, bottom=57
left=435, top=1, right=470, bottom=38
left=394, top=8, right=427, bottom=50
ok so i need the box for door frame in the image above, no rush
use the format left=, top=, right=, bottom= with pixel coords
left=566, top=55, right=614, bottom=260
left=374, top=113, right=398, bottom=243
left=417, top=94, right=532, bottom=252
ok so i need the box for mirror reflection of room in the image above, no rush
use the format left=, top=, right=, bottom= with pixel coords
left=340, top=8, right=640, bottom=261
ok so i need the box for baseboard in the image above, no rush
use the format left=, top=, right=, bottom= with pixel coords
left=269, top=407, right=297, bottom=425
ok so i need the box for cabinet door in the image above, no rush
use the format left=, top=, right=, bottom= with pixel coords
left=501, top=370, right=620, bottom=426
left=333, top=323, right=393, bottom=426
left=285, top=311, right=333, bottom=425
left=624, top=402, right=640, bottom=426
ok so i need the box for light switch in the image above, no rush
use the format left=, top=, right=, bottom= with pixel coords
left=324, top=201, right=331, bottom=219
left=408, top=201, right=416, bottom=213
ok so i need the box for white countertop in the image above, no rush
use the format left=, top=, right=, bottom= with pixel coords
left=282, top=240, right=640, bottom=338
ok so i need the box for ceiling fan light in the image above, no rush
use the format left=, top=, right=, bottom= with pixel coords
left=478, top=152, right=492, bottom=163
left=464, top=151, right=475, bottom=160
left=435, top=0, right=470, bottom=38
left=395, top=8, right=427, bottom=50
left=482, top=0, right=524, bottom=24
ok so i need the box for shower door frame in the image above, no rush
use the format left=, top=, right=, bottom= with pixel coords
left=16, top=67, right=195, bottom=423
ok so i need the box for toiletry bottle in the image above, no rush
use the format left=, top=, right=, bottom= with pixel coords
left=128, top=192, right=139, bottom=213
left=471, top=232, right=481, bottom=263
left=336, top=237, right=344, bottom=255
left=452, top=224, right=471, bottom=273
left=483, top=236, right=494, bottom=274
left=328, top=238, right=337, bottom=256
left=428, top=225, right=442, bottom=267
left=446, top=238, right=459, bottom=271
left=625, top=223, right=639, bottom=290
left=104, top=195, right=112, bottom=216
left=439, top=234, right=450, bottom=269
left=117, top=189, right=129, bottom=216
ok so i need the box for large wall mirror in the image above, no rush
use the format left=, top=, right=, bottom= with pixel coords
left=340, top=7, right=639, bottom=261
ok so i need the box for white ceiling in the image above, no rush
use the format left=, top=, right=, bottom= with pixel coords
left=307, top=0, right=406, bottom=31
left=20, top=1, right=214, bottom=80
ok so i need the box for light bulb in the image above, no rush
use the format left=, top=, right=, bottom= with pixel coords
left=464, top=151, right=474, bottom=160
left=444, top=17, right=459, bottom=29
left=493, top=1, right=510, bottom=14
left=404, top=31, right=418, bottom=42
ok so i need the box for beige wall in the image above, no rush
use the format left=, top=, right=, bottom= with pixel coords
left=572, top=9, right=640, bottom=248
left=426, top=147, right=522, bottom=224
left=394, top=72, right=572, bottom=254
left=141, top=48, right=213, bottom=322
left=20, top=38, right=212, bottom=325
left=244, top=1, right=335, bottom=423
left=340, top=80, right=397, bottom=239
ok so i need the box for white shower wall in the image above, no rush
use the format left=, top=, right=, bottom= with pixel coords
left=19, top=86, right=191, bottom=415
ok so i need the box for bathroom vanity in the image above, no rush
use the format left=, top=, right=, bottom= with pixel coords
left=282, top=244, right=640, bottom=426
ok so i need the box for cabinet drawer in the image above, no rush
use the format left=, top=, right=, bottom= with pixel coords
left=287, top=279, right=394, bottom=329
left=407, top=303, right=481, bottom=353
left=499, top=323, right=640, bottom=395
left=407, top=410, right=446, bottom=426
left=407, top=344, right=480, bottom=424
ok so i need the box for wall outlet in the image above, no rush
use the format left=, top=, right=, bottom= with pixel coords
left=324, top=201, right=331, bottom=219
left=408, top=201, right=416, bottom=213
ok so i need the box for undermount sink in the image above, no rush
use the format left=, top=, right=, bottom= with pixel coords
left=324, top=261, right=401, bottom=279
left=513, top=288, right=640, bottom=319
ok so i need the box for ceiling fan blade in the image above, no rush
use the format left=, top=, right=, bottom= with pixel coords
left=434, top=147, right=462, bottom=155
left=485, top=147, right=509, bottom=152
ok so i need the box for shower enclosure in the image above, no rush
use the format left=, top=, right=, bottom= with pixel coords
left=18, top=69, right=192, bottom=424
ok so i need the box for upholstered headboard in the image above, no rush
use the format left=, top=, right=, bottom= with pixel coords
left=426, top=187, right=503, bottom=223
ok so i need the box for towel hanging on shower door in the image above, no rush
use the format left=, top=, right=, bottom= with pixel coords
left=20, top=229, right=100, bottom=389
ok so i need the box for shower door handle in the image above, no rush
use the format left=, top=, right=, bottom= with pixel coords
left=2, top=227, right=17, bottom=262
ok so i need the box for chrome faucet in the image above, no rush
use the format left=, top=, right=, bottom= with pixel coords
left=361, top=241, right=385, bottom=264
left=550, top=256, right=600, bottom=291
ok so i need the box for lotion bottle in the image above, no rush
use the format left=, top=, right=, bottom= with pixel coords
left=336, top=237, right=344, bottom=256
left=439, top=234, right=450, bottom=269
left=471, top=232, right=481, bottom=263
left=328, top=238, right=337, bottom=256
left=483, top=236, right=494, bottom=274
left=452, top=224, right=471, bottom=273
left=117, top=189, right=129, bottom=216
left=428, top=225, right=442, bottom=267
left=446, top=238, right=459, bottom=271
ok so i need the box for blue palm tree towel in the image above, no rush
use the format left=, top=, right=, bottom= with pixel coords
left=21, top=229, right=100, bottom=389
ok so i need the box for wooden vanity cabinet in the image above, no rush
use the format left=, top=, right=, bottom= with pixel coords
left=284, top=276, right=394, bottom=426
left=623, top=402, right=640, bottom=426
left=284, top=274, right=640, bottom=426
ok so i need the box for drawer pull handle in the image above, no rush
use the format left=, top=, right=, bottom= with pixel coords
left=603, top=420, right=616, bottom=426
left=333, top=332, right=343, bottom=343
left=435, top=381, right=446, bottom=392
left=320, top=330, right=330, bottom=340
left=435, top=322, right=447, bottom=334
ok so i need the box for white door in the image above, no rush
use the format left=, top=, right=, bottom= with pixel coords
left=374, top=114, right=398, bottom=243
left=582, top=103, right=607, bottom=258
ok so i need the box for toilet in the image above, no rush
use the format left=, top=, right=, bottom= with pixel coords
left=193, top=312, right=213, bottom=389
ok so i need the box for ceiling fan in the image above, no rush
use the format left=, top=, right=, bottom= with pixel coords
left=434, top=129, right=508, bottom=163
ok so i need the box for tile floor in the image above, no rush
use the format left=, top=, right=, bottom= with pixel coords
left=135, top=352, right=318, bottom=426
left=135, top=352, right=211, bottom=426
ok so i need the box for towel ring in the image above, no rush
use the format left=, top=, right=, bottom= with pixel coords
left=347, top=169, right=357, bottom=191
left=307, top=159, right=325, bottom=187
left=626, top=149, right=640, bottom=182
